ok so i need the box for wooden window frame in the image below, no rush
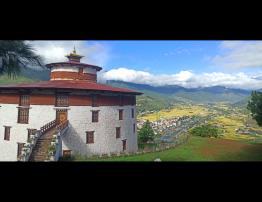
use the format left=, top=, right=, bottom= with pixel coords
left=17, top=143, right=25, bottom=158
left=86, top=131, right=94, bottom=144
left=122, top=139, right=127, bottom=151
left=92, top=95, right=99, bottom=107
left=27, top=128, right=36, bottom=142
left=116, top=127, right=121, bottom=138
left=63, top=150, right=72, bottom=158
left=17, top=108, right=29, bottom=124
left=119, top=109, right=123, bottom=120
left=19, top=95, right=30, bottom=106
left=4, top=126, right=11, bottom=141
left=91, top=110, right=99, bottom=122
left=55, top=94, right=69, bottom=107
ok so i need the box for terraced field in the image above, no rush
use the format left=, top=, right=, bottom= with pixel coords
left=138, top=105, right=210, bottom=121
left=208, top=115, right=262, bottom=142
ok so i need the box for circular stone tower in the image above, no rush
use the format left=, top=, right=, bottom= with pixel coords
left=46, top=47, right=102, bottom=82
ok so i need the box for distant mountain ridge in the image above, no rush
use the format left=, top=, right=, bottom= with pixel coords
left=106, top=80, right=252, bottom=104
left=106, top=80, right=251, bottom=95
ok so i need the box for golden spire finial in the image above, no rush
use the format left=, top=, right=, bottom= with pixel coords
left=73, top=46, right=76, bottom=54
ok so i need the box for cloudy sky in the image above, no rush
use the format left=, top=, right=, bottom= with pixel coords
left=30, top=40, right=262, bottom=90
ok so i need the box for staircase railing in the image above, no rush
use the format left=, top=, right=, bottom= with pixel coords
left=18, top=119, right=58, bottom=162
left=40, top=120, right=57, bottom=134
left=48, top=120, right=69, bottom=161
left=18, top=130, right=42, bottom=161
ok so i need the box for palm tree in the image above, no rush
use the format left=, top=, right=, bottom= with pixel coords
left=0, top=40, right=43, bottom=78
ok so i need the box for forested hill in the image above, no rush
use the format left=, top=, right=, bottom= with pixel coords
left=106, top=80, right=251, bottom=104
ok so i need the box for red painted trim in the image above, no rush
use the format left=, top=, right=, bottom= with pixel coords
left=51, top=71, right=97, bottom=82
left=0, top=94, right=136, bottom=106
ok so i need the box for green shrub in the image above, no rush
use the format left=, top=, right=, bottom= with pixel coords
left=138, top=120, right=155, bottom=143
left=189, top=124, right=220, bottom=138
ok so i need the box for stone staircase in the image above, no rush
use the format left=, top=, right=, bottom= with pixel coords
left=29, top=127, right=57, bottom=162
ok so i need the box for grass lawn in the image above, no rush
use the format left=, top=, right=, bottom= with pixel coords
left=72, top=136, right=262, bottom=161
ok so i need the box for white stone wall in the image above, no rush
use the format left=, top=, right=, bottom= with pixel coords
left=51, top=66, right=97, bottom=74
left=0, top=104, right=56, bottom=161
left=0, top=103, right=137, bottom=160
left=51, top=66, right=78, bottom=72
left=61, top=105, right=137, bottom=156
left=0, top=141, right=18, bottom=161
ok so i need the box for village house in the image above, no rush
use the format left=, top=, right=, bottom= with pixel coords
left=0, top=48, right=142, bottom=161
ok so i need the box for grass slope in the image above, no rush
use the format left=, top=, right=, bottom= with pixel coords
left=76, top=136, right=262, bottom=161
left=0, top=74, right=36, bottom=85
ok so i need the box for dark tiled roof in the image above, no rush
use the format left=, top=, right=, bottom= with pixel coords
left=0, top=80, right=142, bottom=95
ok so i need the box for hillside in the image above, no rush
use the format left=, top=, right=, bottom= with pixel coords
left=106, top=80, right=251, bottom=105
left=0, top=74, right=36, bottom=85
left=20, top=67, right=50, bottom=81
left=0, top=67, right=49, bottom=85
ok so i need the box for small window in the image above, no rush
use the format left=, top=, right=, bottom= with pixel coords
left=4, top=126, right=11, bottom=141
left=17, top=143, right=25, bottom=158
left=131, top=108, right=134, bottom=118
left=56, top=95, right=69, bottom=107
left=27, top=129, right=36, bottom=142
left=119, top=96, right=124, bottom=106
left=92, top=110, right=99, bottom=122
left=116, top=127, right=121, bottom=138
left=122, top=139, right=127, bottom=151
left=20, top=95, right=30, bottom=106
left=92, top=95, right=99, bottom=107
left=119, top=109, right=123, bottom=120
left=18, top=108, right=29, bottom=124
left=63, top=150, right=72, bottom=158
left=133, top=123, right=136, bottom=133
left=86, top=131, right=94, bottom=144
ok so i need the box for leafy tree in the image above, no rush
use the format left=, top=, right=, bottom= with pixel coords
left=189, top=124, right=220, bottom=138
left=0, top=40, right=43, bottom=78
left=247, top=91, right=262, bottom=126
left=138, top=120, right=155, bottom=143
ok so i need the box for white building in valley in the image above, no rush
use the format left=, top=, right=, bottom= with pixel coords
left=0, top=48, right=142, bottom=161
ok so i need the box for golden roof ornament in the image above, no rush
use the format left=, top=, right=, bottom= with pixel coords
left=73, top=46, right=76, bottom=55
left=65, top=46, right=84, bottom=62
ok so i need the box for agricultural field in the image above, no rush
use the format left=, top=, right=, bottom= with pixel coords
left=208, top=114, right=262, bottom=142
left=138, top=104, right=210, bottom=122
left=138, top=103, right=262, bottom=143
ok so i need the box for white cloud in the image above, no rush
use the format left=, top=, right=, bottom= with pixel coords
left=29, top=41, right=110, bottom=67
left=211, top=40, right=262, bottom=69
left=99, top=67, right=262, bottom=90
